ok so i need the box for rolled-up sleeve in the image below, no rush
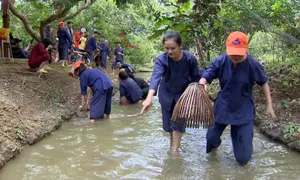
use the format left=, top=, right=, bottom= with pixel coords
left=202, top=57, right=220, bottom=84
left=253, top=61, right=268, bottom=86
left=149, top=58, right=165, bottom=91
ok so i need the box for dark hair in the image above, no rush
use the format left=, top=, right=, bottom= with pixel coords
left=94, top=31, right=99, bottom=35
left=119, top=71, right=128, bottom=80
left=101, top=36, right=105, bottom=38
left=75, top=63, right=87, bottom=76
left=127, top=73, right=135, bottom=79
left=42, top=38, right=53, bottom=48
left=162, top=31, right=182, bottom=46
left=67, top=22, right=73, bottom=25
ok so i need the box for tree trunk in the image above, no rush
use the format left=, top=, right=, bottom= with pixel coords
left=2, top=0, right=10, bottom=28
left=195, top=36, right=205, bottom=61
left=40, top=22, right=45, bottom=41
left=206, top=48, right=210, bottom=62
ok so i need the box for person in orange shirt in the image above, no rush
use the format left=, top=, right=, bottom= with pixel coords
left=74, top=29, right=81, bottom=51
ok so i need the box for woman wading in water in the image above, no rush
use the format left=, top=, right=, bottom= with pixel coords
left=141, top=31, right=201, bottom=155
left=71, top=61, right=113, bottom=123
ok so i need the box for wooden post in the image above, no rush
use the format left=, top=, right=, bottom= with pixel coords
left=2, top=0, right=11, bottom=58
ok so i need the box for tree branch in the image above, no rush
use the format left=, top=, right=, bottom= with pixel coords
left=62, top=0, right=96, bottom=22
left=41, top=6, right=71, bottom=26
left=9, top=2, right=41, bottom=41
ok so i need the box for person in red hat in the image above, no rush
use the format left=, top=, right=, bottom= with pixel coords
left=57, top=21, right=73, bottom=67
left=199, top=31, right=277, bottom=166
left=70, top=61, right=113, bottom=123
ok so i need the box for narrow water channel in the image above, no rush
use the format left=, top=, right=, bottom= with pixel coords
left=0, top=73, right=300, bottom=180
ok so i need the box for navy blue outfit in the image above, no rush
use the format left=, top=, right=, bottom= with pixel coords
left=121, top=63, right=135, bottom=75
left=149, top=51, right=201, bottom=133
left=98, top=42, right=110, bottom=68
left=57, top=29, right=73, bottom=60
left=85, top=35, right=97, bottom=62
left=79, top=69, right=113, bottom=119
left=65, top=27, right=74, bottom=55
left=112, top=47, right=125, bottom=69
left=202, top=53, right=268, bottom=165
left=120, top=78, right=142, bottom=103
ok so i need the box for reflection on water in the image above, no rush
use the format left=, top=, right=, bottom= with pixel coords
left=0, top=73, right=300, bottom=180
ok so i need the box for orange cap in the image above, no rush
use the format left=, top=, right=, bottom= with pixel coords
left=68, top=61, right=83, bottom=77
left=226, top=31, right=248, bottom=56
left=59, top=21, right=64, bottom=25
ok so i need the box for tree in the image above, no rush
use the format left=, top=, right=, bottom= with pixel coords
left=9, top=0, right=96, bottom=41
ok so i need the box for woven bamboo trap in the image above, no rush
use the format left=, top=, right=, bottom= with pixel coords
left=171, top=83, right=214, bottom=129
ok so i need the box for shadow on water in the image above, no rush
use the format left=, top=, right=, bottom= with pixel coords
left=0, top=73, right=300, bottom=180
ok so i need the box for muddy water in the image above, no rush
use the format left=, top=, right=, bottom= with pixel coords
left=1, top=74, right=300, bottom=180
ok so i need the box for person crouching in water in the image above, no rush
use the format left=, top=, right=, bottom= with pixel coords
left=118, top=71, right=143, bottom=105
left=73, top=61, right=113, bottom=123
left=127, top=73, right=149, bottom=99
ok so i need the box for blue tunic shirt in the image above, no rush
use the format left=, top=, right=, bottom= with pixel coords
left=98, top=42, right=109, bottom=56
left=85, top=35, right=97, bottom=51
left=202, top=53, right=268, bottom=125
left=114, top=47, right=125, bottom=61
left=120, top=78, right=142, bottom=103
left=57, top=30, right=73, bottom=48
left=79, top=69, right=113, bottom=95
left=149, top=51, right=201, bottom=111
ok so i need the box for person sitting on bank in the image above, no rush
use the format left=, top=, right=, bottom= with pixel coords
left=119, top=71, right=142, bottom=105
left=118, top=62, right=135, bottom=75
left=127, top=73, right=149, bottom=99
left=28, top=38, right=53, bottom=73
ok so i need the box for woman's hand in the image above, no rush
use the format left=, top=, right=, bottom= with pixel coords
left=266, top=105, right=277, bottom=121
left=140, top=99, right=152, bottom=114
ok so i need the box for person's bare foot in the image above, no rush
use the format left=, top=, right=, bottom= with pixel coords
left=90, top=119, right=95, bottom=123
left=106, top=114, right=111, bottom=119
left=167, top=149, right=180, bottom=157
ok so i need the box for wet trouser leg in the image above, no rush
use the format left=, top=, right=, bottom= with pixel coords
left=206, top=122, right=227, bottom=153
left=230, top=121, right=254, bottom=165
left=104, top=87, right=113, bottom=115
left=161, top=100, right=185, bottom=133
left=90, top=90, right=105, bottom=119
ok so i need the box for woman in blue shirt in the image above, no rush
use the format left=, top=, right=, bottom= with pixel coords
left=73, top=61, right=113, bottom=123
left=141, top=31, right=201, bottom=155
left=199, top=31, right=277, bottom=166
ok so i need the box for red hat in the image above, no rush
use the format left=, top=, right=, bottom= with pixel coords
left=59, top=21, right=64, bottom=25
left=68, top=61, right=83, bottom=77
left=226, top=31, right=248, bottom=56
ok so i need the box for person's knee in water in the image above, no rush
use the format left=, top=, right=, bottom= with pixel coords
left=199, top=31, right=277, bottom=166
left=118, top=71, right=142, bottom=105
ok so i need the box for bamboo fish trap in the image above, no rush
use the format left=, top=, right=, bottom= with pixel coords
left=171, top=83, right=214, bottom=129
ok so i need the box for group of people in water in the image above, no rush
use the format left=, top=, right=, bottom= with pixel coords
left=26, top=23, right=277, bottom=167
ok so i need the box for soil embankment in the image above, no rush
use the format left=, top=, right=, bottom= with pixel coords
left=0, top=59, right=122, bottom=169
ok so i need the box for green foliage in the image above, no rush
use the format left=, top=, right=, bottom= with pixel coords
left=281, top=98, right=291, bottom=109
left=284, top=123, right=300, bottom=140
left=16, top=128, right=23, bottom=139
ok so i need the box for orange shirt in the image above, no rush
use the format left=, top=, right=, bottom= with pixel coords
left=74, top=31, right=81, bottom=48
